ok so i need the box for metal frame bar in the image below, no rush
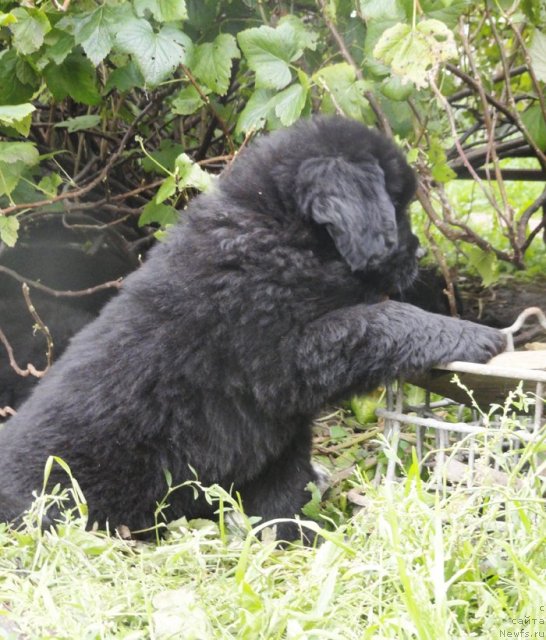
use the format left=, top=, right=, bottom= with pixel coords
left=378, top=307, right=546, bottom=484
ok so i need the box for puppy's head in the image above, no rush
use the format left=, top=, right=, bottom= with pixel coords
left=221, top=116, right=420, bottom=291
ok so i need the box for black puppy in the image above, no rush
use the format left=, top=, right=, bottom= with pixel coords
left=0, top=117, right=505, bottom=539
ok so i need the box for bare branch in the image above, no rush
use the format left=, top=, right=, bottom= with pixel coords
left=0, top=265, right=122, bottom=298
left=0, top=98, right=159, bottom=217
left=21, top=283, right=53, bottom=376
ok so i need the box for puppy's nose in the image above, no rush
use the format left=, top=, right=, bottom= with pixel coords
left=416, top=246, right=427, bottom=260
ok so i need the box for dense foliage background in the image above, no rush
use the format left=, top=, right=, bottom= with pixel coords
left=1, top=0, right=546, bottom=295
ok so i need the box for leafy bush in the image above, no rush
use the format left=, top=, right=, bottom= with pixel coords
left=1, top=0, right=546, bottom=280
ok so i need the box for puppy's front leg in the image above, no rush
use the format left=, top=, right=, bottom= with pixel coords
left=293, top=300, right=506, bottom=408
left=236, top=428, right=322, bottom=543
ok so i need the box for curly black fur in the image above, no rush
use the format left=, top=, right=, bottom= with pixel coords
left=0, top=117, right=505, bottom=540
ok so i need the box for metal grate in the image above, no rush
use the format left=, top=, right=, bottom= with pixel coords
left=375, top=307, right=546, bottom=485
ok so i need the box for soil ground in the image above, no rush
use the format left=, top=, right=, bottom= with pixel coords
left=459, top=274, right=546, bottom=343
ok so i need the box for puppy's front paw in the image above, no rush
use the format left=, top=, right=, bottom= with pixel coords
left=458, top=324, right=507, bottom=364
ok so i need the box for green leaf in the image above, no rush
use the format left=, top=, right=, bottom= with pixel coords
left=379, top=94, right=413, bottom=136
left=278, top=14, right=318, bottom=51
left=314, top=63, right=370, bottom=120
left=134, top=0, right=188, bottom=22
left=0, top=141, right=39, bottom=165
left=0, top=12, right=16, bottom=27
left=360, top=0, right=406, bottom=21
left=529, top=29, right=546, bottom=82
left=360, top=0, right=407, bottom=72
left=37, top=173, right=63, bottom=198
left=301, top=482, right=322, bottom=520
left=171, top=84, right=207, bottom=115
left=15, top=57, right=38, bottom=87
left=380, top=75, right=413, bottom=101
left=273, top=82, right=307, bottom=126
left=74, top=5, right=133, bottom=66
left=466, top=247, right=499, bottom=287
left=185, top=0, right=218, bottom=30
left=191, top=33, right=240, bottom=95
left=0, top=103, right=35, bottom=136
left=0, top=50, right=38, bottom=105
left=115, top=20, right=191, bottom=86
left=142, top=140, right=186, bottom=174
left=0, top=162, right=25, bottom=197
left=421, top=0, right=471, bottom=28
left=373, top=19, right=457, bottom=89
left=236, top=88, right=278, bottom=134
left=0, top=141, right=38, bottom=196
left=406, top=148, right=419, bottom=163
left=105, top=62, right=144, bottom=93
left=54, top=115, right=101, bottom=133
left=350, top=390, right=384, bottom=424
left=329, top=425, right=348, bottom=441
left=9, top=7, right=51, bottom=55
left=521, top=103, right=546, bottom=150
left=139, top=201, right=179, bottom=227
left=44, top=52, right=101, bottom=106
left=41, top=28, right=74, bottom=66
left=428, top=139, right=456, bottom=183
left=522, top=0, right=546, bottom=25
left=175, top=153, right=212, bottom=192
left=238, top=23, right=302, bottom=90
left=431, top=162, right=456, bottom=183
left=0, top=216, right=20, bottom=247
left=155, top=176, right=177, bottom=203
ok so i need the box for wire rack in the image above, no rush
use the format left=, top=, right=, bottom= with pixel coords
left=375, top=307, right=546, bottom=485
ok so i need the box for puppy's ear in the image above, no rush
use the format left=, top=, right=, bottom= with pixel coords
left=296, top=156, right=398, bottom=272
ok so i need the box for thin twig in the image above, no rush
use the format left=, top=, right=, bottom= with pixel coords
left=446, top=63, right=518, bottom=124
left=0, top=264, right=122, bottom=298
left=428, top=76, right=500, bottom=212
left=0, top=326, right=33, bottom=379
left=458, top=15, right=515, bottom=249
left=423, top=223, right=459, bottom=317
left=21, top=283, right=53, bottom=376
left=52, top=0, right=71, bottom=10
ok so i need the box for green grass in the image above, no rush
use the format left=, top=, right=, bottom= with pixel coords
left=1, top=411, right=545, bottom=639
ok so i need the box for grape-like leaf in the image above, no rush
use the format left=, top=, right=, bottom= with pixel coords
left=273, top=82, right=307, bottom=126
left=134, top=0, right=188, bottom=22
left=139, top=201, right=180, bottom=227
left=191, top=33, right=240, bottom=95
left=373, top=19, right=457, bottom=89
left=0, top=216, right=20, bottom=247
left=0, top=103, right=35, bottom=136
left=236, top=89, right=279, bottom=134
left=44, top=52, right=101, bottom=106
left=9, top=8, right=51, bottom=55
left=116, top=20, right=191, bottom=86
left=54, top=115, right=101, bottom=133
left=238, top=23, right=302, bottom=90
left=314, top=63, right=370, bottom=120
left=74, top=5, right=133, bottom=66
